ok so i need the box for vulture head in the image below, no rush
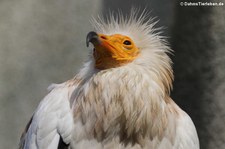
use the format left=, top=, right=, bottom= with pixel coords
left=85, top=11, right=173, bottom=95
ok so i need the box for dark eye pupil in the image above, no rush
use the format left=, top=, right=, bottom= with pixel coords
left=123, top=40, right=131, bottom=45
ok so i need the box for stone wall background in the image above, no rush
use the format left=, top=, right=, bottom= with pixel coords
left=171, top=1, right=225, bottom=148
left=0, top=0, right=224, bottom=148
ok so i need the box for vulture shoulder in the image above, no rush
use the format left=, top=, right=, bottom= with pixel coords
left=18, top=82, right=75, bottom=149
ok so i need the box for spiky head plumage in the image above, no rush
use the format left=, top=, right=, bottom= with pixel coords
left=89, top=10, right=174, bottom=95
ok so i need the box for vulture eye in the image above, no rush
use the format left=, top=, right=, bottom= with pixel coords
left=123, top=40, right=132, bottom=45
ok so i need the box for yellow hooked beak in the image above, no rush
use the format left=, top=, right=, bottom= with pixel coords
left=86, top=31, right=139, bottom=69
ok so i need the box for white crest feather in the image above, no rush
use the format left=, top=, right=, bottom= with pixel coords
left=90, top=9, right=174, bottom=94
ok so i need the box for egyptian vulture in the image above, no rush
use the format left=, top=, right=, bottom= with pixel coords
left=19, top=11, right=199, bottom=149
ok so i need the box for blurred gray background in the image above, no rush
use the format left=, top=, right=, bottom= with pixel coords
left=0, top=0, right=224, bottom=148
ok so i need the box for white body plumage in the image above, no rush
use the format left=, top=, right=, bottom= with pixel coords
left=19, top=11, right=199, bottom=149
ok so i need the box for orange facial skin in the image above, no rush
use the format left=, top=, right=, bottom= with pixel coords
left=91, top=33, right=140, bottom=69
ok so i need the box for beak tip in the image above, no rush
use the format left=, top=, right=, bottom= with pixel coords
left=86, top=41, right=89, bottom=47
left=86, top=31, right=98, bottom=47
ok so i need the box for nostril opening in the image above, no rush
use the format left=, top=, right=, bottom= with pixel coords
left=100, top=35, right=107, bottom=40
